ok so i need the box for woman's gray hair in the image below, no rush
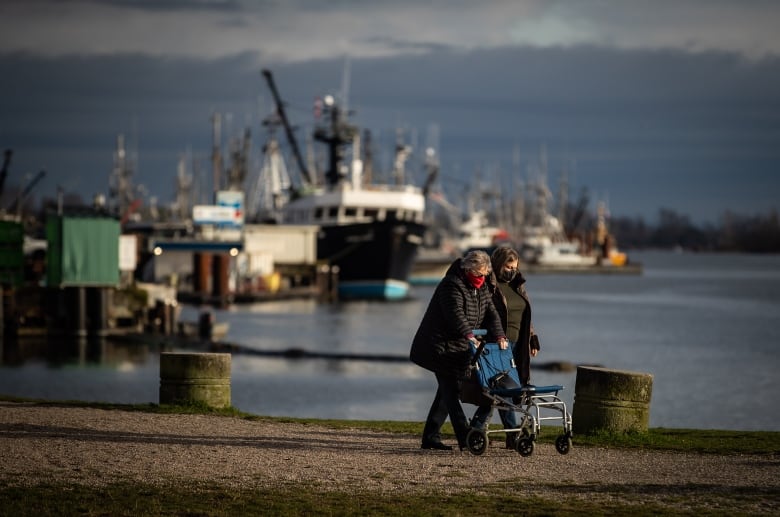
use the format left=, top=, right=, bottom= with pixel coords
left=491, top=245, right=520, bottom=272
left=461, top=249, right=492, bottom=273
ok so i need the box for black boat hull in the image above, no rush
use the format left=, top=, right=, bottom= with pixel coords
left=317, top=219, right=426, bottom=300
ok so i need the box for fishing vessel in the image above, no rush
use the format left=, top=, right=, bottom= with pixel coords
left=519, top=183, right=634, bottom=270
left=455, top=210, right=509, bottom=252
left=520, top=213, right=597, bottom=267
left=262, top=70, right=427, bottom=300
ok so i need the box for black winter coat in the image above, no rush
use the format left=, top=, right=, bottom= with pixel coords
left=409, top=259, right=505, bottom=378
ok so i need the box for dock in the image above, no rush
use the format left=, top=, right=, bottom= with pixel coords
left=522, top=262, right=643, bottom=275
left=410, top=254, right=642, bottom=285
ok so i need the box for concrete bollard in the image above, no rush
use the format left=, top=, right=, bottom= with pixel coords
left=159, top=352, right=231, bottom=408
left=572, top=365, right=653, bottom=434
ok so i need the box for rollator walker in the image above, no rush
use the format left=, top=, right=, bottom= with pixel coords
left=462, top=330, right=573, bottom=457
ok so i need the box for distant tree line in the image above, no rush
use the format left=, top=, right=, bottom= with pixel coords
left=606, top=208, right=780, bottom=253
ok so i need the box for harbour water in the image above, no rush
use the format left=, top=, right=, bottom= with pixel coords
left=1, top=250, right=779, bottom=431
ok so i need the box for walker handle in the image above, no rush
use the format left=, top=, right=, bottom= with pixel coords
left=469, top=329, right=488, bottom=364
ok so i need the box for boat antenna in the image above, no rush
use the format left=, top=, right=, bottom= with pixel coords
left=340, top=55, right=351, bottom=117
left=421, top=147, right=439, bottom=197
left=261, top=69, right=313, bottom=187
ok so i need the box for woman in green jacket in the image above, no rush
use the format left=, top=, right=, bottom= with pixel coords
left=470, top=246, right=540, bottom=448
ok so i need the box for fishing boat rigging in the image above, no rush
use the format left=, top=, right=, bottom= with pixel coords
left=260, top=69, right=428, bottom=300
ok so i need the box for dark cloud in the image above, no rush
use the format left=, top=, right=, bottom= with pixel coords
left=1, top=43, right=778, bottom=222
left=82, top=0, right=246, bottom=13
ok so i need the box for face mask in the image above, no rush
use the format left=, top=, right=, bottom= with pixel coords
left=498, top=268, right=516, bottom=282
left=465, top=271, right=486, bottom=289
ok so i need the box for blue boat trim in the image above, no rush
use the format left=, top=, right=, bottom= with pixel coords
left=409, top=276, right=442, bottom=286
left=338, top=280, right=410, bottom=300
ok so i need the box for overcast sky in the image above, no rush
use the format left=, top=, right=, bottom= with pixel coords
left=1, top=0, right=779, bottom=224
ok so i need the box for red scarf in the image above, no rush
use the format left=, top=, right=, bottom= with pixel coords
left=465, top=271, right=485, bottom=289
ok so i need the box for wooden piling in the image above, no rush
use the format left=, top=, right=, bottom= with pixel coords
left=193, top=253, right=212, bottom=296
left=212, top=253, right=229, bottom=300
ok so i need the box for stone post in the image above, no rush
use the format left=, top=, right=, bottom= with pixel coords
left=159, top=352, right=231, bottom=408
left=573, top=366, right=653, bottom=434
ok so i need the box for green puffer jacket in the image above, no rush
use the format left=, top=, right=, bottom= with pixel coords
left=409, top=259, right=505, bottom=378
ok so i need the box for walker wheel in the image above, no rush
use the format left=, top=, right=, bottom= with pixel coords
left=466, top=429, right=488, bottom=456
left=516, top=437, right=534, bottom=457
left=555, top=434, right=572, bottom=455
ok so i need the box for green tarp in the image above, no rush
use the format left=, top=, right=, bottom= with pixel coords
left=47, top=216, right=119, bottom=287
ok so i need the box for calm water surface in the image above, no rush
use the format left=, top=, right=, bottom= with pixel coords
left=2, top=251, right=779, bottom=431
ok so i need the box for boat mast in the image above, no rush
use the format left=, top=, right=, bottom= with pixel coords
left=511, top=144, right=525, bottom=240
left=174, top=153, right=193, bottom=221
left=109, top=134, right=135, bottom=218
left=362, top=129, right=373, bottom=185
left=313, top=95, right=356, bottom=188
left=211, top=113, right=222, bottom=196
left=393, top=128, right=412, bottom=186
left=558, top=167, right=569, bottom=235
left=251, top=118, right=292, bottom=223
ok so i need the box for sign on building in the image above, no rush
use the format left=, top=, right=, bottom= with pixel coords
left=193, top=191, right=245, bottom=228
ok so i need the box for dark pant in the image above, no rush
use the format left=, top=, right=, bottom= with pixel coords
left=422, top=371, right=471, bottom=447
left=471, top=405, right=518, bottom=430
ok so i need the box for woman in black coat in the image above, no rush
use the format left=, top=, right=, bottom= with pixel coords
left=410, top=250, right=507, bottom=450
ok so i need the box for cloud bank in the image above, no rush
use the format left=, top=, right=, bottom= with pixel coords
left=1, top=0, right=779, bottom=223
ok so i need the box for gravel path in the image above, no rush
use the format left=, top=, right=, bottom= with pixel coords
left=1, top=402, right=778, bottom=513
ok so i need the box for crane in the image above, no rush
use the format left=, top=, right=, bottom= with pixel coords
left=0, top=149, right=11, bottom=201
left=8, top=169, right=46, bottom=216
left=261, top=69, right=313, bottom=188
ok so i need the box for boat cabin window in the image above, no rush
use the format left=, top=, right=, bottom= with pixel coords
left=315, top=207, right=324, bottom=220
left=345, top=207, right=357, bottom=218
left=328, top=207, right=339, bottom=219
left=386, top=210, right=397, bottom=220
left=364, top=208, right=378, bottom=219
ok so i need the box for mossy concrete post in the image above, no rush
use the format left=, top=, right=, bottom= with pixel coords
left=159, top=352, right=231, bottom=408
left=573, top=366, right=653, bottom=434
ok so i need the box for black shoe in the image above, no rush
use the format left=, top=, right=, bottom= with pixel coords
left=421, top=441, right=453, bottom=451
left=505, top=432, right=519, bottom=450
left=458, top=426, right=474, bottom=451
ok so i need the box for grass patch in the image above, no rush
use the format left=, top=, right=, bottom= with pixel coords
left=3, top=395, right=779, bottom=455
left=569, top=427, right=780, bottom=455
left=0, top=481, right=687, bottom=516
